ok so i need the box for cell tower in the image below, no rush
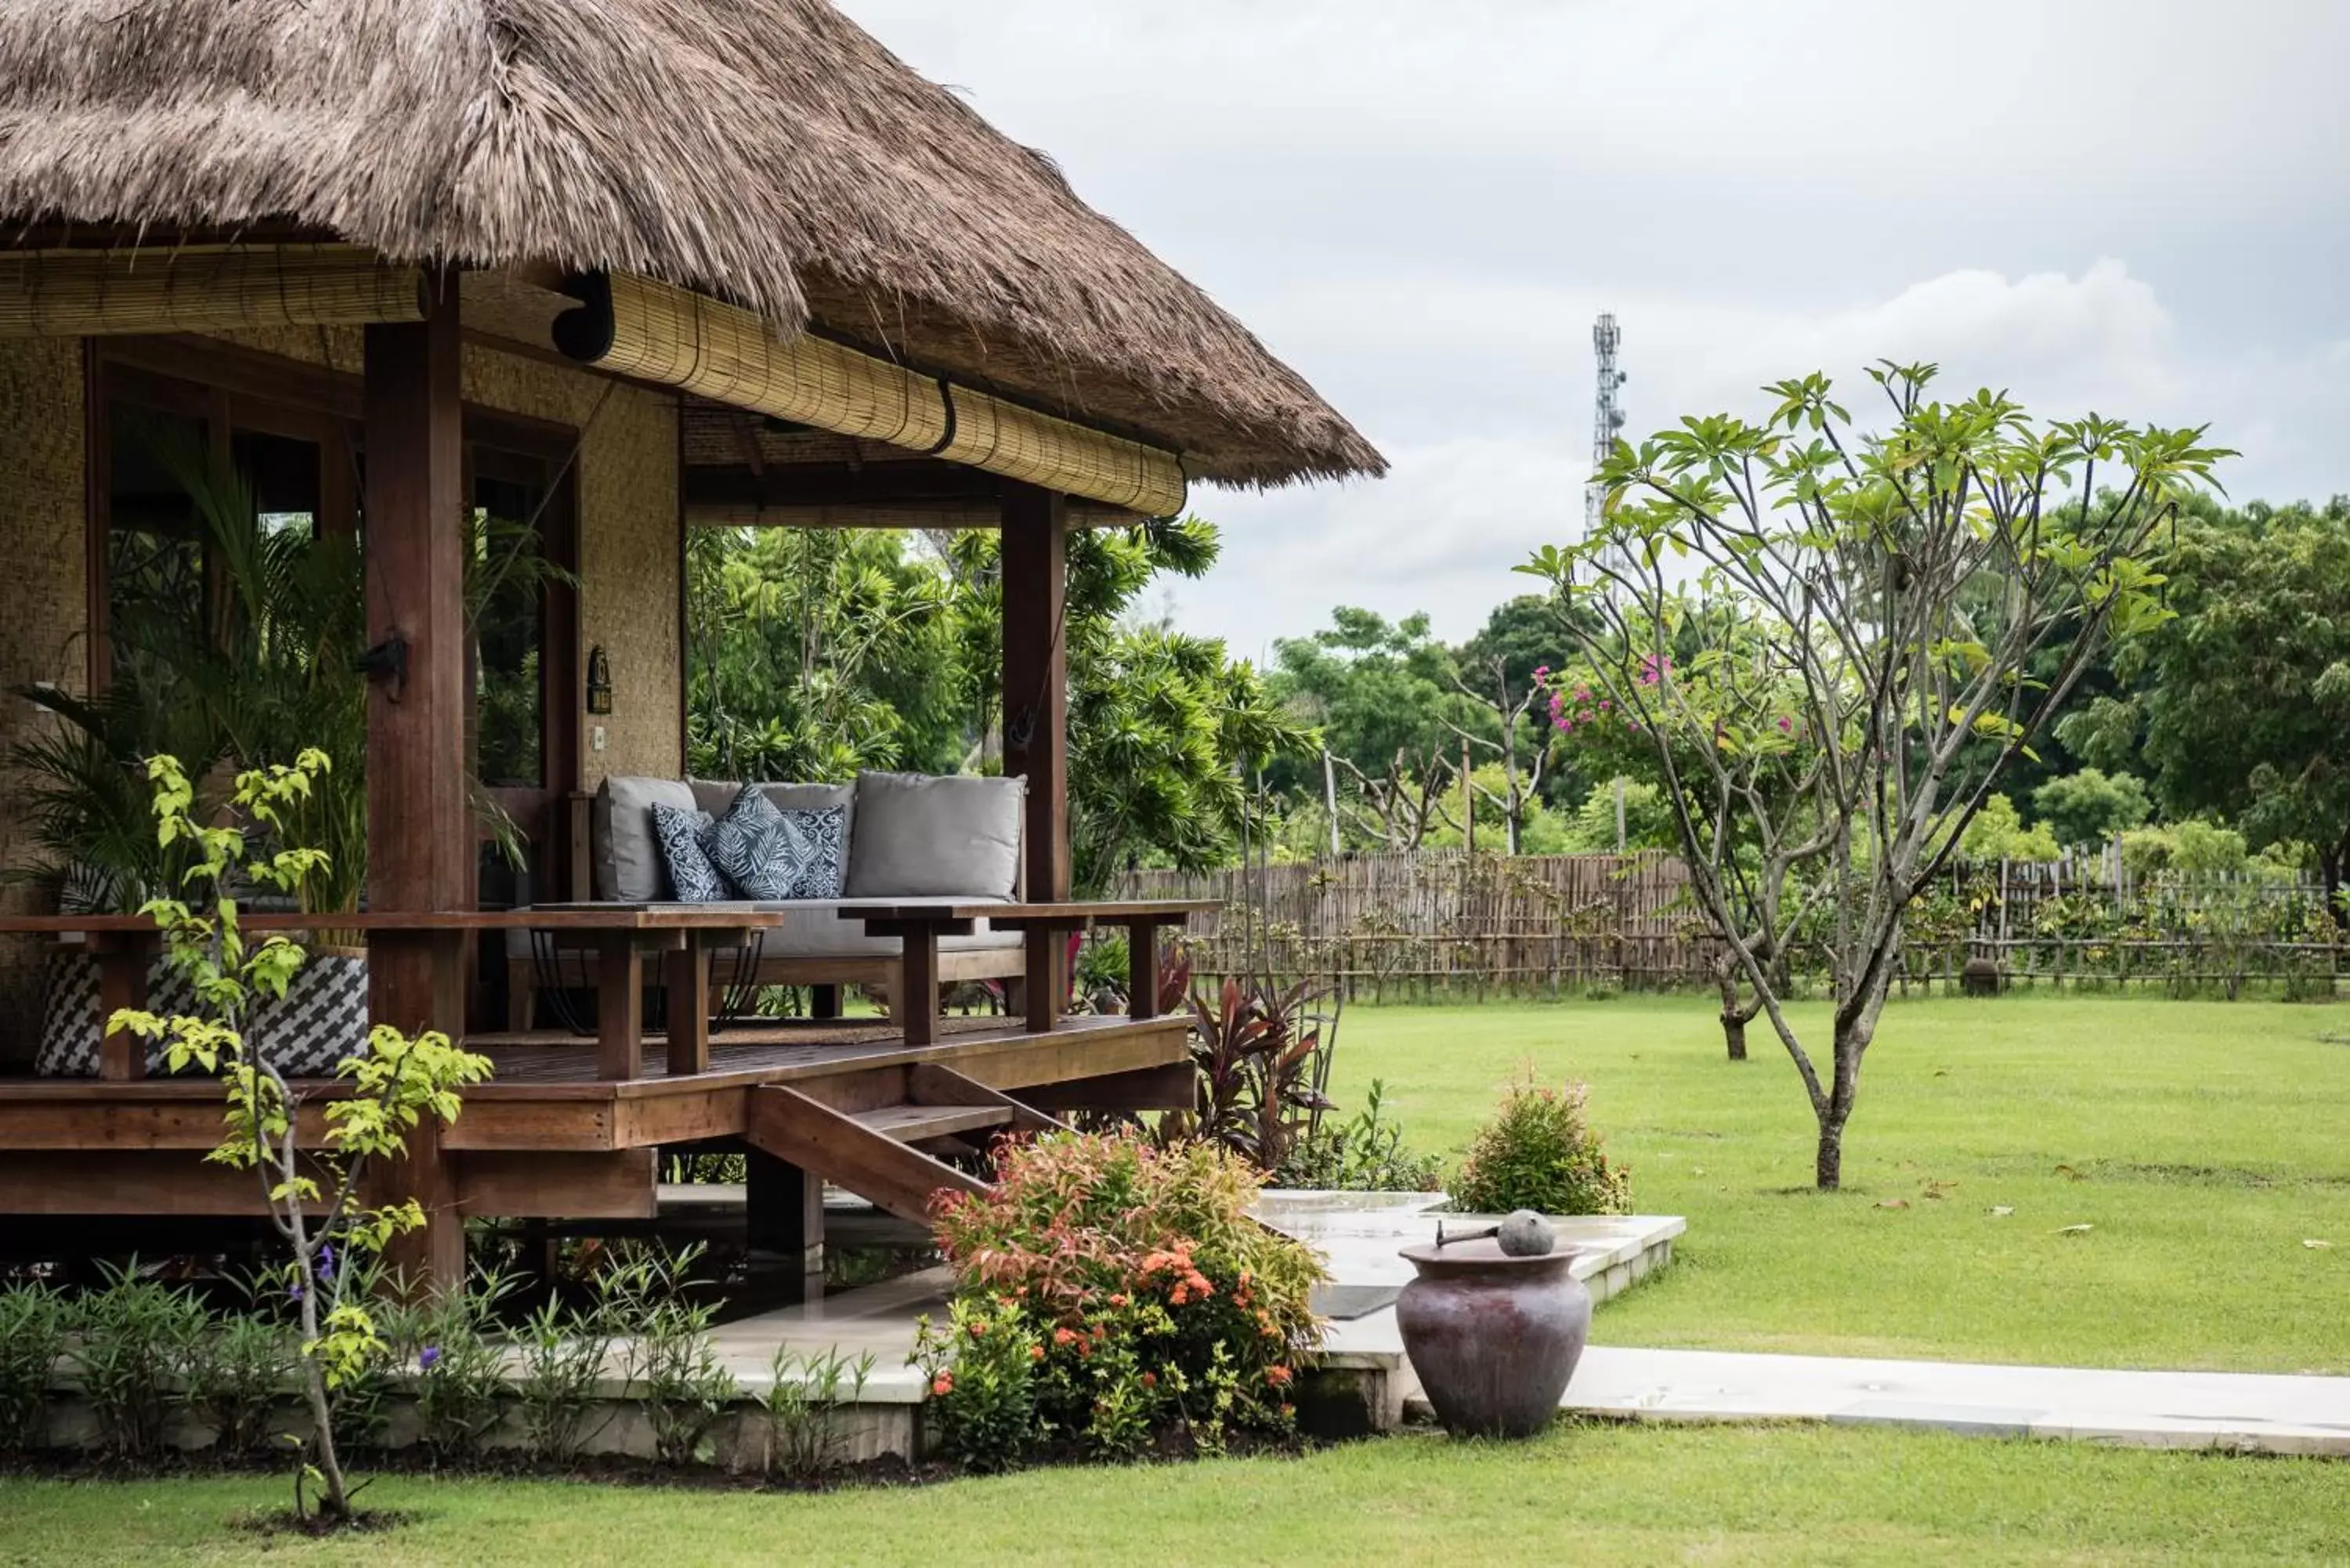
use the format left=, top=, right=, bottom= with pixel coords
left=1587, top=313, right=1628, bottom=555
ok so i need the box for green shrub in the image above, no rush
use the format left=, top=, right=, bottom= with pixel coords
left=396, top=1268, right=515, bottom=1461
left=513, top=1295, right=615, bottom=1465
left=0, top=1281, right=67, bottom=1451
left=602, top=1243, right=741, bottom=1467
left=185, top=1307, right=295, bottom=1457
left=920, top=1129, right=1322, bottom=1469
left=761, top=1346, right=873, bottom=1482
left=70, top=1263, right=208, bottom=1460
left=1451, top=1076, right=1630, bottom=1216
left=1275, top=1080, right=1444, bottom=1193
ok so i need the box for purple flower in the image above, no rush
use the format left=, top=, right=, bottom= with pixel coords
left=319, top=1242, right=336, bottom=1279
left=1776, top=715, right=1793, bottom=733
left=418, top=1346, right=442, bottom=1372
left=287, top=1282, right=303, bottom=1302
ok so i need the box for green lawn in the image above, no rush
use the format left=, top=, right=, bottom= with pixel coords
left=1332, top=992, right=2350, bottom=1371
left=9, top=992, right=2347, bottom=1564
left=5, top=1423, right=2348, bottom=1566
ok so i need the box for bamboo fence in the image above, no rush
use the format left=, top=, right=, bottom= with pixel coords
left=1119, top=851, right=1708, bottom=1001
left=1119, top=850, right=2349, bottom=1002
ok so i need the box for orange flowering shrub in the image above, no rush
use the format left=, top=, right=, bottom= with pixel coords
left=915, top=1129, right=1322, bottom=1468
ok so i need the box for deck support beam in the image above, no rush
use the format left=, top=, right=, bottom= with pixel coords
left=363, top=276, right=469, bottom=1291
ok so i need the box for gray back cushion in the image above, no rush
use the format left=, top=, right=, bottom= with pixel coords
left=593, top=776, right=701, bottom=901
left=690, top=779, right=855, bottom=846
left=844, top=771, right=1025, bottom=899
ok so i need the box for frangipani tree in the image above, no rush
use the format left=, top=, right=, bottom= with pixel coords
left=1533, top=604, right=1828, bottom=1062
left=1521, top=362, right=2228, bottom=1187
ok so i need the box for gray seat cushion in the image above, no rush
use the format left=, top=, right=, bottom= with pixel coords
left=844, top=771, right=1024, bottom=899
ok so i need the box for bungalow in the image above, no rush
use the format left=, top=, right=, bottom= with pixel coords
left=0, top=0, right=1379, bottom=1288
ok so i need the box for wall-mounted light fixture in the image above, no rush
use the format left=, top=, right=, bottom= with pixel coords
left=585, top=645, right=613, bottom=715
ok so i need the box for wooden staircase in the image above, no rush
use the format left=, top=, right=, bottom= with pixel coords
left=743, top=1064, right=1065, bottom=1224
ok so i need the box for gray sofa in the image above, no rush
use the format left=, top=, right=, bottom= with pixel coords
left=507, top=770, right=1029, bottom=1029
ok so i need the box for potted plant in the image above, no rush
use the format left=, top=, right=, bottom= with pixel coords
left=16, top=428, right=551, bottom=1073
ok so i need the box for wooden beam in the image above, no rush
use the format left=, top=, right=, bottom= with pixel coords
left=744, top=1084, right=985, bottom=1226
left=456, top=1150, right=656, bottom=1219
left=1127, top=919, right=1160, bottom=1020
left=897, top=923, right=939, bottom=1048
left=1016, top=1060, right=1200, bottom=1115
left=93, top=931, right=152, bottom=1082
left=906, top=1063, right=1069, bottom=1137
left=1002, top=482, right=1070, bottom=907
left=363, top=276, right=469, bottom=1290
left=597, top=933, right=645, bottom=1080
left=745, top=1146, right=826, bottom=1300
left=683, top=460, right=1004, bottom=511
left=664, top=945, right=712, bottom=1076
left=0, top=1151, right=286, bottom=1216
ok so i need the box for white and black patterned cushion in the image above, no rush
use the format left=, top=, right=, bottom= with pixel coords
left=707, top=787, right=848, bottom=901
left=35, top=945, right=365, bottom=1078
left=778, top=804, right=849, bottom=899
left=651, top=803, right=733, bottom=902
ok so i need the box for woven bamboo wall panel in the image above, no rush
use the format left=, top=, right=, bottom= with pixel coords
left=0, top=340, right=89, bottom=1064
left=0, top=246, right=427, bottom=337
left=588, top=273, right=1187, bottom=516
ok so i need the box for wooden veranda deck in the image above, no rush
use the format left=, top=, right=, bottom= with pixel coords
left=0, top=1010, right=1192, bottom=1221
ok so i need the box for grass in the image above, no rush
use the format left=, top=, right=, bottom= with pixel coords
left=5, top=1423, right=2348, bottom=1566
left=9, top=991, right=2347, bottom=1564
left=1330, top=992, right=2350, bottom=1371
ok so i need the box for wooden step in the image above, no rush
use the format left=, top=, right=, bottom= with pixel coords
left=744, top=1085, right=987, bottom=1225
left=851, top=1103, right=1014, bottom=1144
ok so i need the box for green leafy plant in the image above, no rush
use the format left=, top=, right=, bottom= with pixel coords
left=760, top=1345, right=874, bottom=1482
left=602, top=1244, right=742, bottom=1467
left=68, top=1263, right=208, bottom=1460
left=920, top=1129, right=1322, bottom=1470
left=185, top=1300, right=296, bottom=1458
left=1452, top=1074, right=1630, bottom=1217
left=0, top=1281, right=66, bottom=1451
left=396, top=1268, right=516, bottom=1462
left=109, top=750, right=493, bottom=1522
left=1275, top=1079, right=1444, bottom=1193
left=513, top=1295, right=616, bottom=1465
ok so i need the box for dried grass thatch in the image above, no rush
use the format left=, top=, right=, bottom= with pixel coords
left=0, top=0, right=1384, bottom=488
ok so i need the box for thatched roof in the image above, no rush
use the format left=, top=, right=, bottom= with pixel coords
left=0, top=0, right=1383, bottom=488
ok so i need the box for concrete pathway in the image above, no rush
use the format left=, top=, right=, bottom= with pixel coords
left=1545, top=1346, right=2350, bottom=1455
left=705, top=1192, right=2350, bottom=1457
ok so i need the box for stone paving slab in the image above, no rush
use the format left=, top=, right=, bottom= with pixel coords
left=1517, top=1346, right=2350, bottom=1456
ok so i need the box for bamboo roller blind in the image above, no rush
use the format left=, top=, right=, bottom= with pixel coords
left=0, top=244, right=427, bottom=336
left=569, top=271, right=1188, bottom=518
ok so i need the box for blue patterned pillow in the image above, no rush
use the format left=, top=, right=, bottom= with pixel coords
left=707, top=787, right=849, bottom=901
left=651, top=803, right=732, bottom=903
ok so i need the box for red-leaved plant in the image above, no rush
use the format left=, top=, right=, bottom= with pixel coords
left=917, top=1129, right=1322, bottom=1469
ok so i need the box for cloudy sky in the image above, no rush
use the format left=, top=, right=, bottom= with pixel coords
left=839, top=0, right=2350, bottom=661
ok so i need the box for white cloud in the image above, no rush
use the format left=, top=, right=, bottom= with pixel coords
left=833, top=1, right=2350, bottom=652
left=1180, top=259, right=2221, bottom=651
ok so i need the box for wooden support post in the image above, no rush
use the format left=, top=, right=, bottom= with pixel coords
left=597, top=933, right=645, bottom=1080
left=1126, top=919, right=1158, bottom=1021
left=664, top=941, right=712, bottom=1076
left=1024, top=926, right=1059, bottom=1035
left=809, top=983, right=842, bottom=1021
left=92, top=931, right=152, bottom=1082
left=745, top=1147, right=826, bottom=1304
left=363, top=278, right=468, bottom=1290
left=1002, top=483, right=1070, bottom=1011
left=899, top=925, right=939, bottom=1048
